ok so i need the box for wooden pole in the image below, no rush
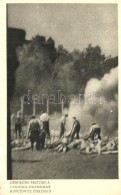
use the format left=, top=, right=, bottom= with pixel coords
left=33, top=100, right=36, bottom=116
left=21, top=97, right=24, bottom=119
left=61, top=98, right=64, bottom=115
left=47, top=99, right=49, bottom=114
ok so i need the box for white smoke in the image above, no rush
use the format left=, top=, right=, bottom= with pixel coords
left=66, top=67, right=118, bottom=137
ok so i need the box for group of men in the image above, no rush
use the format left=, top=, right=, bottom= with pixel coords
left=12, top=111, right=51, bottom=150
left=27, top=111, right=50, bottom=150
left=13, top=111, right=101, bottom=151
left=60, top=114, right=101, bottom=141
left=60, top=114, right=81, bottom=141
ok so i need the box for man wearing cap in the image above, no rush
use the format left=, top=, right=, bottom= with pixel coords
left=70, top=117, right=81, bottom=141
left=89, top=123, right=101, bottom=140
left=60, top=114, right=68, bottom=138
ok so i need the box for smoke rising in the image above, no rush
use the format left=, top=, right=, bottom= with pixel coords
left=66, top=67, right=118, bottom=137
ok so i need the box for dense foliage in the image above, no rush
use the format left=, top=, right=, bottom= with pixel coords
left=12, top=35, right=118, bottom=113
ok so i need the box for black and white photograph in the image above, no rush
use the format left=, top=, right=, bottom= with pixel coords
left=7, top=3, right=118, bottom=182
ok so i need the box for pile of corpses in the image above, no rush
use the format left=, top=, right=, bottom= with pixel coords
left=11, top=135, right=118, bottom=155
left=11, top=138, right=31, bottom=151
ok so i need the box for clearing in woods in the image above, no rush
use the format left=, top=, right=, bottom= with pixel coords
left=11, top=115, right=118, bottom=179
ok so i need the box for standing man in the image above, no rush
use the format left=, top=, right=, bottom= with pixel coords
left=70, top=117, right=81, bottom=141
left=40, top=111, right=51, bottom=139
left=27, top=115, right=41, bottom=150
left=89, top=123, right=101, bottom=140
left=15, top=112, right=22, bottom=139
left=60, top=114, right=68, bottom=138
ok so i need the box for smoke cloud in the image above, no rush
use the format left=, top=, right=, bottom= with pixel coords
left=66, top=67, right=118, bottom=137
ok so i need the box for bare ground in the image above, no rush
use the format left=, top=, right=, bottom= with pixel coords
left=12, top=149, right=118, bottom=179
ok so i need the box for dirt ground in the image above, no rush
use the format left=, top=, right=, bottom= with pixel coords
left=12, top=149, right=118, bottom=179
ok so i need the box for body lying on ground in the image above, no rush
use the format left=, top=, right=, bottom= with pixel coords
left=80, top=137, right=118, bottom=154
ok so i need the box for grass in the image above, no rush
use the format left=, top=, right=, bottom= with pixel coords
left=12, top=149, right=118, bottom=179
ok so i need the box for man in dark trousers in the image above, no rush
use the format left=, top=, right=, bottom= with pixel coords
left=60, top=114, right=68, bottom=138
left=27, top=115, right=41, bottom=150
left=15, top=112, right=22, bottom=139
left=70, top=117, right=81, bottom=142
left=89, top=123, right=101, bottom=140
left=39, top=130, right=46, bottom=150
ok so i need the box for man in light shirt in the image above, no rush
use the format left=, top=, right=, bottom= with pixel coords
left=40, top=111, right=51, bottom=139
left=89, top=123, right=101, bottom=140
left=60, top=114, right=68, bottom=138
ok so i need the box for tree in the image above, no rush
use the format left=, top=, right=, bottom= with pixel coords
left=15, top=35, right=57, bottom=96
left=12, top=36, right=118, bottom=113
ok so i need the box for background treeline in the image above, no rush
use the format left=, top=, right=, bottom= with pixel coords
left=11, top=35, right=118, bottom=114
